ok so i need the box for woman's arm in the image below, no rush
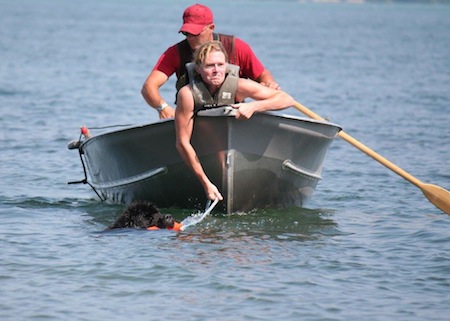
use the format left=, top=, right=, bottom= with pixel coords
left=233, top=79, right=295, bottom=120
left=175, top=86, right=223, bottom=201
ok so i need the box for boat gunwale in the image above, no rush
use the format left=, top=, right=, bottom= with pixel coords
left=79, top=109, right=342, bottom=149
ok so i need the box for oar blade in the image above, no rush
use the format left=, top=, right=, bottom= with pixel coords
left=292, top=100, right=450, bottom=217
left=421, top=184, right=450, bottom=215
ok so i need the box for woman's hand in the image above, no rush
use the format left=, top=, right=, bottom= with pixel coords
left=204, top=182, right=223, bottom=201
left=232, top=103, right=255, bottom=120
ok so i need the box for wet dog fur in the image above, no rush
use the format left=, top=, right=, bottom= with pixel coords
left=109, top=201, right=175, bottom=230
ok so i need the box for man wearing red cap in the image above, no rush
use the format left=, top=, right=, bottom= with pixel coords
left=141, top=3, right=279, bottom=119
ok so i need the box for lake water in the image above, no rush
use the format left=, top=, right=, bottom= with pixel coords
left=1, top=0, right=449, bottom=320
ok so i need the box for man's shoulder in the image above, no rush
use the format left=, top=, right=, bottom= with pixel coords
left=217, top=33, right=251, bottom=50
left=228, top=35, right=252, bottom=50
left=160, top=40, right=186, bottom=59
left=155, top=40, right=186, bottom=76
left=166, top=39, right=186, bottom=52
left=232, top=37, right=255, bottom=56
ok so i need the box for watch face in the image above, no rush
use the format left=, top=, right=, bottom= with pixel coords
left=157, top=103, right=168, bottom=112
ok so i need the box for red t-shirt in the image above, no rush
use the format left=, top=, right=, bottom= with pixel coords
left=153, top=36, right=265, bottom=80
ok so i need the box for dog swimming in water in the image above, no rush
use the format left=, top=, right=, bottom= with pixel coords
left=109, top=201, right=182, bottom=231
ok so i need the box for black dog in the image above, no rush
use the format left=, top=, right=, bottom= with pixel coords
left=109, top=201, right=178, bottom=230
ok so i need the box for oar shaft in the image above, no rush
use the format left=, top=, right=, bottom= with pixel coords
left=293, top=101, right=422, bottom=187
left=337, top=131, right=422, bottom=188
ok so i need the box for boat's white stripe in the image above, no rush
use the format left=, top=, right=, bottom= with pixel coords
left=282, top=160, right=322, bottom=180
left=90, top=167, right=168, bottom=189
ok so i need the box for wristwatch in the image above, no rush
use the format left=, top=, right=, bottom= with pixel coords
left=157, top=102, right=168, bottom=112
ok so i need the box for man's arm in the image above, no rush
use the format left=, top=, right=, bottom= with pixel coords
left=256, top=69, right=280, bottom=90
left=141, top=69, right=176, bottom=119
left=233, top=37, right=280, bottom=90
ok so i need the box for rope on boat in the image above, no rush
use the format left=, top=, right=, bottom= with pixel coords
left=84, top=124, right=134, bottom=131
left=67, top=124, right=135, bottom=202
left=67, top=144, right=105, bottom=202
left=66, top=123, right=160, bottom=203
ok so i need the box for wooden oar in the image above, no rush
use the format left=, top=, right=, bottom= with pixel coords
left=292, top=100, right=450, bottom=216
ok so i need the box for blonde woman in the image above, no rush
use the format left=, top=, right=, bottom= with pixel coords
left=175, top=41, right=294, bottom=201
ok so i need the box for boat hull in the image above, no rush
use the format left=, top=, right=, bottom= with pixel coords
left=76, top=110, right=341, bottom=213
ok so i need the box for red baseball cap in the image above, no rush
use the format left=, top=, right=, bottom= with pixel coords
left=179, top=4, right=214, bottom=35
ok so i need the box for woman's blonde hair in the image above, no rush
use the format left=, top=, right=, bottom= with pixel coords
left=193, top=41, right=228, bottom=66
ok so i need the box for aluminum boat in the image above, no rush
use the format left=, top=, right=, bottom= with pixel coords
left=68, top=107, right=341, bottom=213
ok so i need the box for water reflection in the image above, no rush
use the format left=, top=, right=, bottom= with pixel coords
left=174, top=206, right=340, bottom=242
left=158, top=207, right=341, bottom=270
left=79, top=200, right=340, bottom=242
left=13, top=197, right=340, bottom=244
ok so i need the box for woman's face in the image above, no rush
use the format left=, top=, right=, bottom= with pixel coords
left=197, top=50, right=227, bottom=90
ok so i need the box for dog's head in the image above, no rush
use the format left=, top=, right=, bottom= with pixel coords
left=109, top=201, right=175, bottom=229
